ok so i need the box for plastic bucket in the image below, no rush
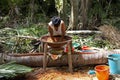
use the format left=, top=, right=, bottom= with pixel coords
left=108, top=54, right=120, bottom=74
left=95, top=65, right=109, bottom=80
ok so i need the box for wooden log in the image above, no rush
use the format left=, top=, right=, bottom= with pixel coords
left=4, top=53, right=44, bottom=67
left=66, top=30, right=102, bottom=34
left=4, top=49, right=120, bottom=67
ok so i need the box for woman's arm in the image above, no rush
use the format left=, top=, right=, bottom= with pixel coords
left=60, top=22, right=66, bottom=41
left=48, top=26, right=56, bottom=42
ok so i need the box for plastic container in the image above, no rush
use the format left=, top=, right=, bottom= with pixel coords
left=95, top=65, right=109, bottom=80
left=108, top=54, right=120, bottom=74
left=89, top=65, right=109, bottom=80
left=72, top=42, right=80, bottom=49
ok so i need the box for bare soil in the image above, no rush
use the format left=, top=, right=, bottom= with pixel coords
left=25, top=65, right=97, bottom=80
left=25, top=66, right=120, bottom=80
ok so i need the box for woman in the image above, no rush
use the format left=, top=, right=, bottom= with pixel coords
left=48, top=16, right=66, bottom=42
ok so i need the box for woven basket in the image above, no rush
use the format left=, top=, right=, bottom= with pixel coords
left=40, top=35, right=72, bottom=48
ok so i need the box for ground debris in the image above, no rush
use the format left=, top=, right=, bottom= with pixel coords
left=25, top=66, right=120, bottom=80
left=26, top=66, right=95, bottom=80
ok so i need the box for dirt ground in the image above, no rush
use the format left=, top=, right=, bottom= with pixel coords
left=6, top=65, right=120, bottom=80
left=25, top=65, right=98, bottom=80
left=24, top=65, right=120, bottom=80
left=26, top=66, right=92, bottom=80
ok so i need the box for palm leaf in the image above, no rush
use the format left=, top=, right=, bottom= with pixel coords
left=0, top=61, right=33, bottom=78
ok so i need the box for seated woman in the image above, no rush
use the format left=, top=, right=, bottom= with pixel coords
left=48, top=16, right=66, bottom=42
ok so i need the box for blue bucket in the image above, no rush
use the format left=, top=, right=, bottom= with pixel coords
left=108, top=54, right=120, bottom=74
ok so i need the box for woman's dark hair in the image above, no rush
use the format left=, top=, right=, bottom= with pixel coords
left=51, top=16, right=61, bottom=27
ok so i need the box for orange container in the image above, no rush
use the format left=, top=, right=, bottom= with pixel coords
left=95, top=65, right=109, bottom=80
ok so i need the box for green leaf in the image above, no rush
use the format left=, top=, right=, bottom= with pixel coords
left=0, top=61, right=33, bottom=78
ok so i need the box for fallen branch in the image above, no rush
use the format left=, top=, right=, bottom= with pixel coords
left=66, top=30, right=102, bottom=34
left=16, top=35, right=38, bottom=40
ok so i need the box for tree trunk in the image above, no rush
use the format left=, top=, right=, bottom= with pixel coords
left=14, top=5, right=20, bottom=16
left=28, top=0, right=35, bottom=24
left=80, top=0, right=89, bottom=29
left=68, top=0, right=79, bottom=30
left=4, top=50, right=120, bottom=67
left=60, top=0, right=67, bottom=25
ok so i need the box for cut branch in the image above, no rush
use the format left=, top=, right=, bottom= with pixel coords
left=16, top=35, right=38, bottom=40
left=66, top=30, right=102, bottom=34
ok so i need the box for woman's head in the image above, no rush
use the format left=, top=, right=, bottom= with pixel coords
left=51, top=16, right=61, bottom=27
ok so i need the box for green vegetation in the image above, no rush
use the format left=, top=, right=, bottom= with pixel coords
left=0, top=24, right=48, bottom=53
left=87, top=0, right=120, bottom=29
left=0, top=0, right=120, bottom=53
left=0, top=61, right=33, bottom=79
left=72, top=34, right=114, bottom=49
